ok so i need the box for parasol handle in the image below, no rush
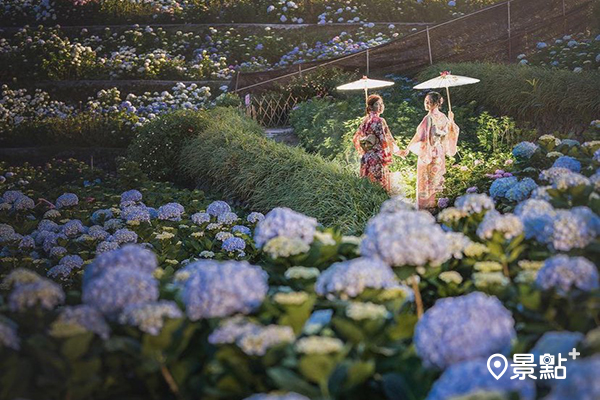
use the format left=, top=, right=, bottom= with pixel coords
left=445, top=86, right=452, bottom=113
left=364, top=87, right=368, bottom=106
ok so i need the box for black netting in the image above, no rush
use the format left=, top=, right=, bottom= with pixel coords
left=232, top=0, right=593, bottom=93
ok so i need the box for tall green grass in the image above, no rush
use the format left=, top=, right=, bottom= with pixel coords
left=418, top=62, right=600, bottom=135
left=180, top=108, right=388, bottom=234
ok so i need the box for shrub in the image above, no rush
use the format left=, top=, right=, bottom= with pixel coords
left=129, top=110, right=210, bottom=182
left=180, top=108, right=388, bottom=233
left=418, top=62, right=600, bottom=135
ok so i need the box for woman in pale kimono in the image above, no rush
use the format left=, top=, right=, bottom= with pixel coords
left=352, top=95, right=401, bottom=193
left=397, top=92, right=459, bottom=209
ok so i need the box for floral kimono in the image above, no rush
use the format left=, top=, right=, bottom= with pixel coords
left=407, top=108, right=459, bottom=209
left=352, top=112, right=399, bottom=193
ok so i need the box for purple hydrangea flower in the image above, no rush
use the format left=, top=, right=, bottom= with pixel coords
left=545, top=355, right=600, bottom=400
left=218, top=211, right=239, bottom=225
left=232, top=225, right=251, bottom=235
left=207, top=200, right=231, bottom=217
left=254, top=207, right=318, bottom=248
left=415, top=292, right=516, bottom=369
left=0, top=317, right=20, bottom=350
left=181, top=260, right=268, bottom=320
left=247, top=212, right=265, bottom=224
left=52, top=305, right=111, bottom=340
left=61, top=220, right=86, bottom=238
left=55, top=193, right=79, bottom=209
left=191, top=212, right=211, bottom=225
left=121, top=205, right=151, bottom=223
left=83, top=268, right=159, bottom=318
left=119, top=300, right=183, bottom=335
left=158, top=202, right=185, bottom=221
left=315, top=257, right=403, bottom=298
left=109, top=229, right=138, bottom=245
left=84, top=244, right=157, bottom=287
left=9, top=279, right=65, bottom=312
left=222, top=237, right=246, bottom=252
left=426, top=359, right=535, bottom=400
left=536, top=255, right=599, bottom=295
left=13, top=195, right=35, bottom=211
left=120, top=189, right=143, bottom=204
left=361, top=211, right=451, bottom=267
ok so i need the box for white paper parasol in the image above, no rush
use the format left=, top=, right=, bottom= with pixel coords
left=337, top=76, right=395, bottom=105
left=413, top=71, right=479, bottom=112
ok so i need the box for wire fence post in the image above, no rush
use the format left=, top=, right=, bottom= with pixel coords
left=299, top=64, right=302, bottom=78
left=366, top=48, right=370, bottom=76
left=426, top=25, right=433, bottom=65
left=507, top=1, right=512, bottom=61
left=235, top=71, right=240, bottom=92
left=562, top=0, right=567, bottom=35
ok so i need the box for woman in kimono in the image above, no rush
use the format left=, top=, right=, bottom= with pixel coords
left=352, top=94, right=401, bottom=193
left=397, top=92, right=459, bottom=209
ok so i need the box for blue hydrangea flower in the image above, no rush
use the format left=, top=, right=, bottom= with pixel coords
left=536, top=255, right=599, bottom=295
left=110, top=229, right=138, bottom=245
left=476, top=211, right=524, bottom=241
left=380, top=195, right=416, bottom=213
left=120, top=189, right=143, bottom=204
left=118, top=300, right=183, bottom=335
left=61, top=220, right=86, bottom=238
left=191, top=212, right=211, bottom=225
left=0, top=317, right=20, bottom=350
left=47, top=263, right=73, bottom=280
left=415, top=292, right=516, bottom=370
left=426, top=359, right=535, bottom=400
left=83, top=268, right=159, bottom=318
left=18, top=235, right=35, bottom=250
left=489, top=176, right=518, bottom=199
left=9, top=278, right=65, bottom=312
left=552, top=155, right=582, bottom=172
left=158, top=202, right=185, bottom=221
left=515, top=199, right=555, bottom=242
left=361, top=211, right=451, bottom=267
left=218, top=211, right=239, bottom=225
left=55, top=193, right=79, bottom=209
left=84, top=244, right=157, bottom=287
left=254, top=207, right=318, bottom=248
left=530, top=331, right=584, bottom=368
left=505, top=178, right=538, bottom=202
left=38, top=219, right=59, bottom=232
left=52, top=305, right=111, bottom=340
left=222, top=237, right=246, bottom=252
left=91, top=209, right=113, bottom=224
left=545, top=355, right=600, bottom=400
left=60, top=255, right=84, bottom=270
left=512, top=141, right=539, bottom=160
left=49, top=246, right=68, bottom=258
left=454, top=194, right=495, bottom=214
left=3, top=190, right=24, bottom=204
left=88, top=226, right=109, bottom=241
left=207, top=200, right=231, bottom=217
left=13, top=195, right=35, bottom=211
left=181, top=260, right=268, bottom=320
left=315, top=257, right=403, bottom=298
left=121, top=205, right=150, bottom=223
left=247, top=212, right=265, bottom=224
left=232, top=225, right=251, bottom=235
left=96, top=240, right=119, bottom=254
left=148, top=207, right=158, bottom=219
left=550, top=207, right=600, bottom=251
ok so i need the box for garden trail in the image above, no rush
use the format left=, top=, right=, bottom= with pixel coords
left=263, top=127, right=299, bottom=146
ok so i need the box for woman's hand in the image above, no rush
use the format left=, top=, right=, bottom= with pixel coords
left=448, top=111, right=455, bottom=122
left=395, top=149, right=408, bottom=158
